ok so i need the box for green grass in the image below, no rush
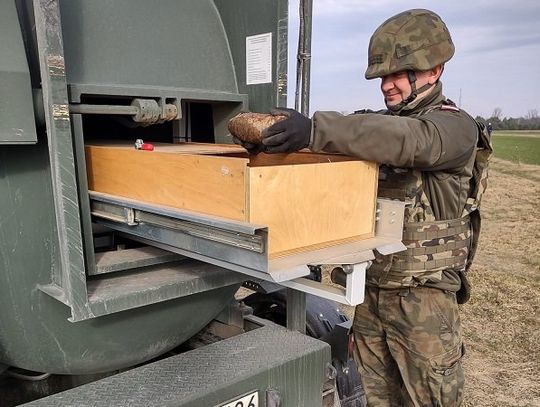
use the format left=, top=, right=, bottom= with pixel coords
left=491, top=130, right=540, bottom=165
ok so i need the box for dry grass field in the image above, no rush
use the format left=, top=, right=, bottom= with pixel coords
left=461, top=157, right=540, bottom=406
left=324, top=156, right=540, bottom=405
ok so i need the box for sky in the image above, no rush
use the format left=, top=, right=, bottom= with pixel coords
left=286, top=0, right=540, bottom=119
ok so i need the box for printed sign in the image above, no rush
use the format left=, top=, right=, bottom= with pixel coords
left=246, top=33, right=272, bottom=85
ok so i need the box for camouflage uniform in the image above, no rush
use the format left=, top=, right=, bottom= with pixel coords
left=308, top=9, right=492, bottom=407
left=352, top=286, right=464, bottom=406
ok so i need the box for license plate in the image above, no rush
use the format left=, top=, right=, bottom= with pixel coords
left=219, top=391, right=258, bottom=407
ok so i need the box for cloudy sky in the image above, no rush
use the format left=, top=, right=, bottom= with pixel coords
left=286, top=0, right=540, bottom=119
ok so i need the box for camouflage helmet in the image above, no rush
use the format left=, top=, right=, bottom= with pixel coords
left=365, top=9, right=455, bottom=80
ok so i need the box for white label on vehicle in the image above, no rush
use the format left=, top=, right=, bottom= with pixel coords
left=246, top=32, right=272, bottom=85
left=219, top=390, right=258, bottom=407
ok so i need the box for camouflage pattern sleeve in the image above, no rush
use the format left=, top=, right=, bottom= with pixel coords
left=309, top=108, right=477, bottom=171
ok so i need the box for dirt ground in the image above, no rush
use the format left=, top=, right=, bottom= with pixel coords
left=460, top=158, right=540, bottom=406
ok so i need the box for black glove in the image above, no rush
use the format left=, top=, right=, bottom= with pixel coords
left=261, top=108, right=311, bottom=153
left=232, top=136, right=266, bottom=155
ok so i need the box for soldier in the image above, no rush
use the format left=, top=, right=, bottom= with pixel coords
left=251, top=8, right=492, bottom=407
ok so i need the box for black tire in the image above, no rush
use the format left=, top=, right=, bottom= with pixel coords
left=243, top=290, right=366, bottom=407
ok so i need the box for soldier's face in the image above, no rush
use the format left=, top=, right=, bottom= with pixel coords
left=381, top=71, right=411, bottom=106
left=380, top=67, right=442, bottom=107
left=380, top=71, right=427, bottom=106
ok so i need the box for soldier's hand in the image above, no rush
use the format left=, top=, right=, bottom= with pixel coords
left=232, top=136, right=266, bottom=155
left=261, top=108, right=311, bottom=153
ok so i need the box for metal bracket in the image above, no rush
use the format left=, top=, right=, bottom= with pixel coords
left=242, top=280, right=283, bottom=294
left=286, top=289, right=306, bottom=333
left=266, top=389, right=282, bottom=407
left=92, top=200, right=137, bottom=226
left=272, top=262, right=368, bottom=306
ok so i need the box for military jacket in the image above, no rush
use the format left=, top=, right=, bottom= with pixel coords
left=309, top=83, right=479, bottom=291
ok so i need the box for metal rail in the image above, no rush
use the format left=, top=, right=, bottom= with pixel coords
left=90, top=197, right=265, bottom=253
left=69, top=104, right=139, bottom=115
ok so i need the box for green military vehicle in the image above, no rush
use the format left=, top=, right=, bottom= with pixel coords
left=0, top=1, right=405, bottom=405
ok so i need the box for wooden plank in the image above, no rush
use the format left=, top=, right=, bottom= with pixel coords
left=248, top=161, right=378, bottom=256
left=86, top=144, right=249, bottom=221
left=246, top=151, right=358, bottom=167
left=222, top=150, right=357, bottom=166
left=86, top=141, right=247, bottom=155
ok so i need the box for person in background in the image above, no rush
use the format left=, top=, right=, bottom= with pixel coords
left=250, top=9, right=492, bottom=406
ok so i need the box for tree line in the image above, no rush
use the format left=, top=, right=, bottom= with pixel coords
left=475, top=108, right=540, bottom=130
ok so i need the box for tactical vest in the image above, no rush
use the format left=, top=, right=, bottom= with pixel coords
left=367, top=104, right=493, bottom=299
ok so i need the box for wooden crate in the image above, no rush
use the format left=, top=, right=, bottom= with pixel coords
left=85, top=142, right=378, bottom=258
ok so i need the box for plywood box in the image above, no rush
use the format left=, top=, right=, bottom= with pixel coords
left=85, top=142, right=378, bottom=258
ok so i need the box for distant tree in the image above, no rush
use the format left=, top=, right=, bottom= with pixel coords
left=472, top=111, right=540, bottom=130
left=475, top=116, right=486, bottom=124
left=491, top=107, right=503, bottom=120
left=487, top=115, right=502, bottom=130
left=525, top=109, right=538, bottom=120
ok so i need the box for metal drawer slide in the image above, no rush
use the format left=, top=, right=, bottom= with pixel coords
left=90, top=192, right=406, bottom=306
